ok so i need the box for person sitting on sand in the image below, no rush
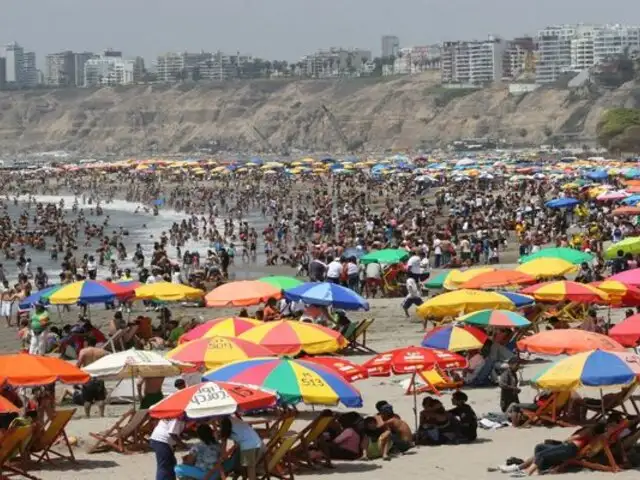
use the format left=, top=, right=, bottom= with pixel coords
left=376, top=402, right=414, bottom=453
left=449, top=391, right=478, bottom=443
left=315, top=419, right=367, bottom=466
left=416, top=397, right=456, bottom=445
left=363, top=416, right=393, bottom=460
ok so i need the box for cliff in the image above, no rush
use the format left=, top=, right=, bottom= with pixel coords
left=1, top=72, right=640, bottom=154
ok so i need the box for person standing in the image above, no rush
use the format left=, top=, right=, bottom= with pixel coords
left=29, top=303, right=50, bottom=355
left=220, top=416, right=262, bottom=480
left=498, top=358, right=521, bottom=413
left=325, top=257, right=342, bottom=284
left=150, top=417, right=186, bottom=480
left=1, top=281, right=15, bottom=327
left=76, top=338, right=108, bottom=418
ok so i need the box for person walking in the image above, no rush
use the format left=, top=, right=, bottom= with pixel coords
left=29, top=303, right=50, bottom=355
left=149, top=416, right=186, bottom=480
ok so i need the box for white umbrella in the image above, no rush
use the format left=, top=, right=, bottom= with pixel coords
left=83, top=349, right=192, bottom=379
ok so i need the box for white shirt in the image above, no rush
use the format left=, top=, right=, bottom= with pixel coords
left=150, top=419, right=185, bottom=446
left=87, top=261, right=96, bottom=271
left=229, top=419, right=262, bottom=450
left=171, top=271, right=182, bottom=284
left=433, top=239, right=442, bottom=255
left=346, top=262, right=358, bottom=276
left=407, top=255, right=421, bottom=275
left=326, top=260, right=342, bottom=279
left=405, top=277, right=421, bottom=299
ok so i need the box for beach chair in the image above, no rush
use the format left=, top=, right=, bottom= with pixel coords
left=0, top=425, right=40, bottom=480
left=343, top=318, right=376, bottom=354
left=30, top=409, right=77, bottom=465
left=259, top=435, right=297, bottom=480
left=88, top=408, right=150, bottom=454
left=262, top=414, right=297, bottom=452
left=102, top=329, right=126, bottom=352
left=586, top=385, right=639, bottom=422
left=520, top=391, right=573, bottom=427
left=289, top=413, right=335, bottom=468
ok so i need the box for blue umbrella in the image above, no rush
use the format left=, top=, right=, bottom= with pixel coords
left=545, top=198, right=580, bottom=209
left=249, top=157, right=264, bottom=165
left=494, top=291, right=535, bottom=308
left=622, top=195, right=640, bottom=205
left=585, top=170, right=608, bottom=181
left=283, top=282, right=369, bottom=311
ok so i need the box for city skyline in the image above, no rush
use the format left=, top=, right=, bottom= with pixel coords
left=2, top=0, right=640, bottom=64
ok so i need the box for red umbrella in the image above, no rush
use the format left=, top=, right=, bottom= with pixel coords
left=610, top=314, right=640, bottom=347
left=301, top=356, right=368, bottom=382
left=362, top=346, right=468, bottom=377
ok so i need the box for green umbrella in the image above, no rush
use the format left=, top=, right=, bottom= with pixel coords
left=258, top=276, right=304, bottom=290
left=519, top=247, right=594, bottom=265
left=605, top=237, right=640, bottom=260
left=360, top=248, right=410, bottom=265
left=423, top=271, right=449, bottom=289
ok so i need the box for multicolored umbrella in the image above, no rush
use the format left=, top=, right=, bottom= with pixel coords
left=520, top=281, right=609, bottom=304
left=519, top=247, right=594, bottom=265
left=257, top=276, right=303, bottom=290
left=459, top=270, right=536, bottom=289
left=46, top=280, right=134, bottom=305
left=416, top=289, right=527, bottom=318
left=493, top=291, right=536, bottom=307
left=515, top=258, right=578, bottom=279
left=149, top=381, right=278, bottom=419
left=609, top=314, right=640, bottom=347
left=534, top=350, right=640, bottom=390
left=0, top=353, right=90, bottom=386
left=360, top=249, right=410, bottom=265
left=178, top=317, right=262, bottom=344
left=421, top=325, right=488, bottom=352
left=517, top=329, right=625, bottom=355
left=605, top=237, right=640, bottom=260
left=204, top=357, right=363, bottom=407
left=458, top=309, right=531, bottom=328
left=238, top=320, right=347, bottom=355
left=205, top=280, right=282, bottom=307
left=283, top=282, right=369, bottom=311
left=166, top=336, right=274, bottom=369
left=301, top=356, right=368, bottom=382
left=443, top=268, right=496, bottom=290
left=424, top=271, right=448, bottom=289
left=590, top=280, right=640, bottom=306
left=18, top=284, right=62, bottom=309
left=135, top=282, right=204, bottom=302
left=362, top=347, right=468, bottom=377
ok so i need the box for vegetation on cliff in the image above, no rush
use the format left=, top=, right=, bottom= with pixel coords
left=597, top=108, right=640, bottom=153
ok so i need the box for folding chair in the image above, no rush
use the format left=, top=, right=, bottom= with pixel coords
left=259, top=436, right=297, bottom=480
left=586, top=384, right=639, bottom=422
left=343, top=318, right=376, bottom=354
left=102, top=329, right=126, bottom=352
left=0, top=425, right=40, bottom=480
left=30, top=409, right=77, bottom=465
left=290, top=413, right=335, bottom=468
left=88, top=408, right=150, bottom=454
left=520, top=391, right=573, bottom=427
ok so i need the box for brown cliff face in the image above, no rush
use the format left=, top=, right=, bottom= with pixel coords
left=0, top=72, right=639, bottom=154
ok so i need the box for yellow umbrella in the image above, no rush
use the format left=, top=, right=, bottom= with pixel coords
left=516, top=258, right=578, bottom=279
left=443, top=267, right=496, bottom=290
left=417, top=289, right=518, bottom=318
left=135, top=282, right=204, bottom=302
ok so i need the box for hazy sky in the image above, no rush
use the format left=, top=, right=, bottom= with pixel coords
left=2, top=0, right=640, bottom=63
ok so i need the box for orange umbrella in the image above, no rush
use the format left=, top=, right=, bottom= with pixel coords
left=460, top=270, right=536, bottom=289
left=0, top=353, right=90, bottom=386
left=0, top=395, right=19, bottom=414
left=517, top=329, right=625, bottom=355
left=205, top=281, right=282, bottom=307
left=612, top=206, right=640, bottom=216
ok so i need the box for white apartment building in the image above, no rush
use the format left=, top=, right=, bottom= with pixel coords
left=3, top=42, right=24, bottom=84
left=301, top=48, right=372, bottom=78
left=536, top=25, right=576, bottom=83
left=381, top=35, right=400, bottom=58
left=392, top=45, right=442, bottom=75
left=593, top=25, right=640, bottom=65
left=155, top=51, right=212, bottom=82
left=84, top=50, right=139, bottom=87
left=441, top=36, right=506, bottom=85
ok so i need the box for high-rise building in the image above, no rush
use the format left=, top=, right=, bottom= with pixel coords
left=441, top=35, right=506, bottom=85
left=593, top=25, right=640, bottom=65
left=22, top=51, right=38, bottom=87
left=84, top=50, right=140, bottom=87
left=155, top=51, right=212, bottom=82
left=0, top=57, right=5, bottom=89
left=503, top=37, right=536, bottom=79
left=3, top=42, right=24, bottom=84
left=74, top=52, right=95, bottom=87
left=381, top=35, right=400, bottom=58
left=45, top=50, right=75, bottom=86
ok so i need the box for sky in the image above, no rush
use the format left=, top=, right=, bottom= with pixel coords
left=2, top=0, right=640, bottom=64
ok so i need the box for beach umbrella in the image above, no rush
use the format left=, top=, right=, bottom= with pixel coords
left=519, top=247, right=594, bottom=265
left=515, top=258, right=579, bottom=279
left=82, top=349, right=192, bottom=379
left=18, top=284, right=62, bottom=309
left=609, top=268, right=640, bottom=287
left=521, top=281, right=608, bottom=304
left=360, top=249, right=410, bottom=265
left=0, top=353, right=89, bottom=386
left=545, top=198, right=580, bottom=209
left=362, top=347, right=468, bottom=377
left=149, top=381, right=278, bottom=420
left=416, top=289, right=525, bottom=318
left=605, top=237, right=640, bottom=260
left=0, top=395, right=19, bottom=414
left=459, top=270, right=536, bottom=289
left=443, top=267, right=496, bottom=290
left=135, top=282, right=204, bottom=302
left=178, top=317, right=262, bottom=344
left=612, top=206, right=640, bottom=216
left=166, top=336, right=274, bottom=369
left=533, top=350, right=640, bottom=391
left=424, top=271, right=449, bottom=289
left=46, top=280, right=135, bottom=305
left=238, top=320, right=347, bottom=355
left=205, top=280, right=282, bottom=307
left=458, top=309, right=531, bottom=328
left=517, top=329, right=625, bottom=355
left=621, top=194, right=640, bottom=205
left=283, top=282, right=369, bottom=311
left=257, top=276, right=303, bottom=290
left=421, top=324, right=488, bottom=352
left=301, top=356, right=369, bottom=382
left=609, top=314, right=640, bottom=347
left=204, top=357, right=363, bottom=407
left=590, top=280, right=640, bottom=306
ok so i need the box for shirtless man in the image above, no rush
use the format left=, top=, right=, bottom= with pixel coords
left=376, top=402, right=414, bottom=455
left=0, top=281, right=15, bottom=327
left=137, top=377, right=165, bottom=409
left=76, top=338, right=108, bottom=418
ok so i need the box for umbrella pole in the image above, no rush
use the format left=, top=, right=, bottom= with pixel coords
left=131, top=373, right=137, bottom=411
left=605, top=306, right=611, bottom=335
left=411, top=372, right=418, bottom=434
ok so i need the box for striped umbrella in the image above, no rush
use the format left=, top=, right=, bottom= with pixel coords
left=520, top=281, right=609, bottom=304
left=458, top=309, right=531, bottom=328
left=301, top=356, right=368, bottom=382
left=166, top=336, right=274, bottom=369
left=46, top=280, right=135, bottom=305
left=590, top=280, right=640, bottom=306
left=238, top=320, right=347, bottom=355
left=421, top=325, right=488, bottom=352
left=204, top=357, right=363, bottom=407
left=460, top=270, right=536, bottom=289
left=178, top=317, right=262, bottom=344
